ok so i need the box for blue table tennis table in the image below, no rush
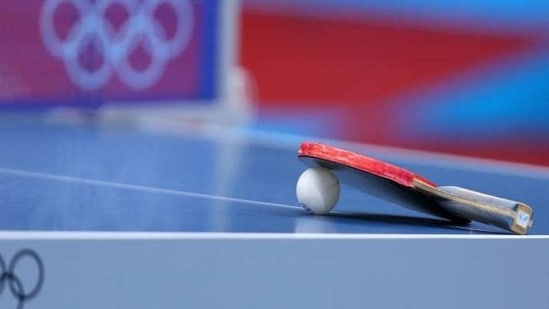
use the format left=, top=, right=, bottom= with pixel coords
left=1, top=117, right=548, bottom=309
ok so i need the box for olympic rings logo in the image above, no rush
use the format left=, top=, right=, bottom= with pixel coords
left=0, top=249, right=44, bottom=309
left=40, top=0, right=194, bottom=90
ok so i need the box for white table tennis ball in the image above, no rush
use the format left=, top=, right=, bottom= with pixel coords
left=296, top=167, right=340, bottom=215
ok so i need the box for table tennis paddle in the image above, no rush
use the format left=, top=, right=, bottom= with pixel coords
left=298, top=142, right=534, bottom=235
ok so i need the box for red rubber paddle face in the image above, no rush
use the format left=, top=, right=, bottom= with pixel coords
left=297, top=142, right=469, bottom=223
left=298, top=142, right=436, bottom=188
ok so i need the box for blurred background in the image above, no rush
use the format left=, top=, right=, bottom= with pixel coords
left=1, top=0, right=548, bottom=165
